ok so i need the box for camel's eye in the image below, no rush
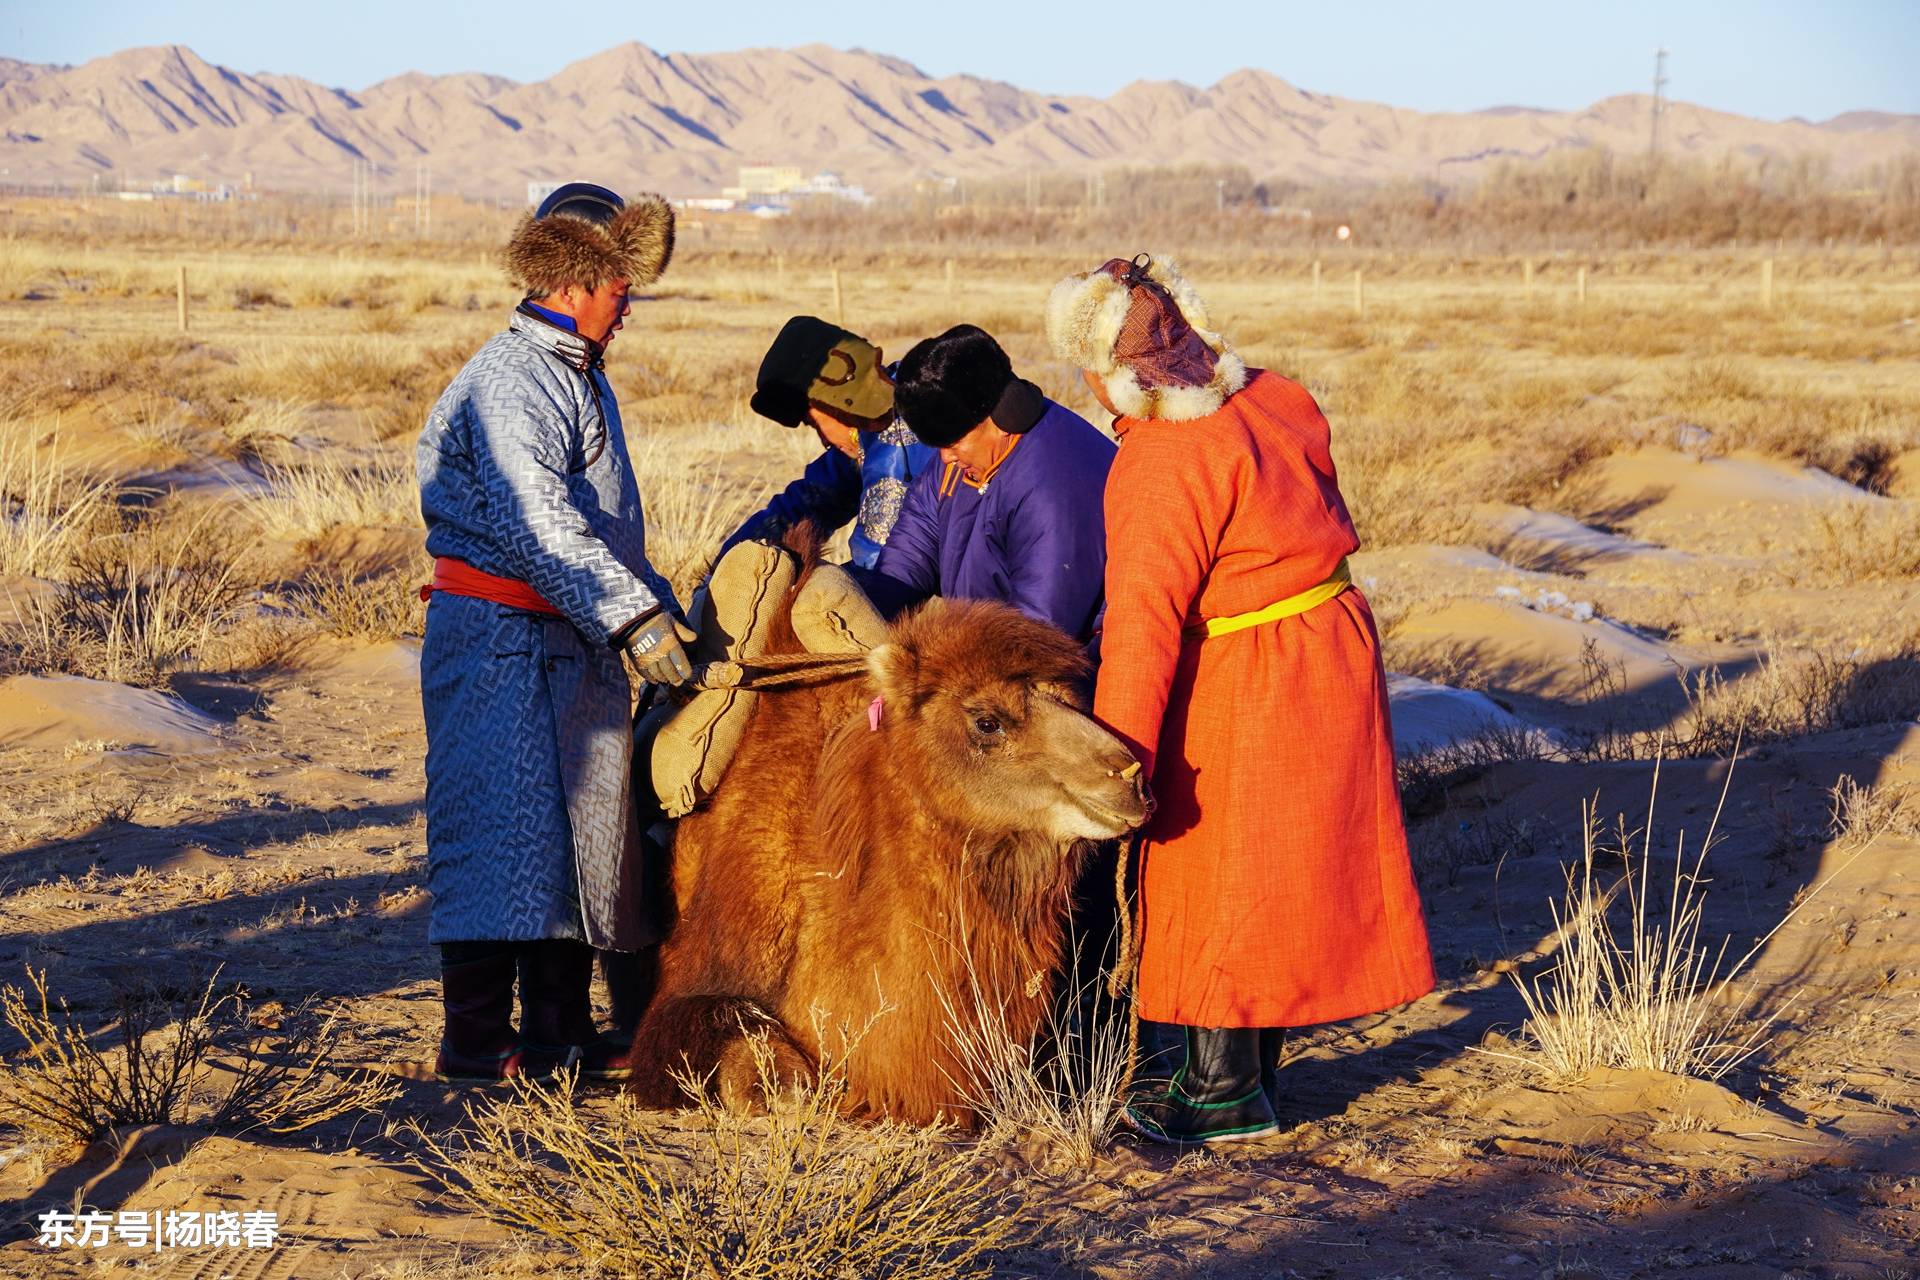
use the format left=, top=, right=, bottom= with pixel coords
left=972, top=714, right=1002, bottom=737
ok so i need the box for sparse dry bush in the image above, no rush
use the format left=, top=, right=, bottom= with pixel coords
left=251, top=451, right=419, bottom=541
left=1827, top=774, right=1920, bottom=847
left=410, top=1034, right=1016, bottom=1280
left=0, top=967, right=399, bottom=1147
left=7, top=507, right=259, bottom=685
left=293, top=561, right=428, bottom=640
left=1673, top=646, right=1920, bottom=755
left=0, top=420, right=120, bottom=576
left=1486, top=780, right=1780, bottom=1082
left=1794, top=500, right=1920, bottom=583
left=933, top=924, right=1131, bottom=1169
left=1396, top=721, right=1560, bottom=817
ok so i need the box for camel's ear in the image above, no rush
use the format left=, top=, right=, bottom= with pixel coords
left=866, top=641, right=920, bottom=705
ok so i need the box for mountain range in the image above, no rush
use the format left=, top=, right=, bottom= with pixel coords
left=1, top=43, right=1914, bottom=198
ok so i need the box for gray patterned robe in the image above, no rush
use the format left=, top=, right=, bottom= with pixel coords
left=416, top=309, right=678, bottom=949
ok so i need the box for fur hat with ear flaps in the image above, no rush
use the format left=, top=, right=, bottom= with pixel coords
left=503, top=190, right=676, bottom=296
left=1045, top=253, right=1246, bottom=422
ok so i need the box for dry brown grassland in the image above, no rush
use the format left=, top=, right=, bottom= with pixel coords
left=0, top=196, right=1917, bottom=1278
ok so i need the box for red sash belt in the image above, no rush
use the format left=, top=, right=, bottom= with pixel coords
left=419, top=557, right=562, bottom=616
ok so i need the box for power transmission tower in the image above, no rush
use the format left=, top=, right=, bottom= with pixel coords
left=1649, top=47, right=1669, bottom=158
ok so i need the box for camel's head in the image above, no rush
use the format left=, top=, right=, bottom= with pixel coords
left=866, top=599, right=1151, bottom=844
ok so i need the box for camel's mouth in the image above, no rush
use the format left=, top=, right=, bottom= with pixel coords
left=1069, top=793, right=1149, bottom=838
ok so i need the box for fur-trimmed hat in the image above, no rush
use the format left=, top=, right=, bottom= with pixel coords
left=503, top=184, right=675, bottom=296
left=1045, top=253, right=1246, bottom=422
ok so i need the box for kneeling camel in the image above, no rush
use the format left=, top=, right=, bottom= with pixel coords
left=625, top=564, right=1149, bottom=1124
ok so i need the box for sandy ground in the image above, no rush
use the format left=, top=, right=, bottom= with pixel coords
left=2, top=251, right=1918, bottom=1276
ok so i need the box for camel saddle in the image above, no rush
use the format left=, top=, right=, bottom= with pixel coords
left=640, top=540, right=888, bottom=818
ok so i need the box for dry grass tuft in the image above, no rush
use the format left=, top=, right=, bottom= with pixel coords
left=1827, top=774, right=1920, bottom=848
left=410, top=1034, right=1016, bottom=1280
left=1486, top=764, right=1780, bottom=1082
left=251, top=452, right=420, bottom=541
left=292, top=561, right=428, bottom=640
left=933, top=924, right=1132, bottom=1170
left=0, top=967, right=399, bottom=1147
left=6, top=507, right=259, bottom=685
left=1795, top=501, right=1920, bottom=583
left=0, top=420, right=119, bottom=576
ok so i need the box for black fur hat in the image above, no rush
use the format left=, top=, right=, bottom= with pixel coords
left=894, top=325, right=1015, bottom=448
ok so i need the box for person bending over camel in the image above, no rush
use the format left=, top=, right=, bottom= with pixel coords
left=866, top=324, right=1115, bottom=649
left=1047, top=253, right=1434, bottom=1144
left=721, top=316, right=937, bottom=570
left=415, top=181, right=693, bottom=1086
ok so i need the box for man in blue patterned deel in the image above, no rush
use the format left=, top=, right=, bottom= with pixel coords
left=414, top=181, right=689, bottom=1086
left=721, top=316, right=937, bottom=568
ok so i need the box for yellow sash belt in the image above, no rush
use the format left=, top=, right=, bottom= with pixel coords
left=1184, top=558, right=1352, bottom=641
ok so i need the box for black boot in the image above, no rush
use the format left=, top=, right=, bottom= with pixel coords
left=435, top=943, right=562, bottom=1086
left=516, top=941, right=594, bottom=1082
left=1124, top=1025, right=1278, bottom=1145
left=600, top=945, right=660, bottom=1041
left=1259, top=1027, right=1286, bottom=1118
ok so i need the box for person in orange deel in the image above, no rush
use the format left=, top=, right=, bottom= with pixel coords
left=1045, top=254, right=1434, bottom=1145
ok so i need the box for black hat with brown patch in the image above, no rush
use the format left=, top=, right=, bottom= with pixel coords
left=751, top=315, right=896, bottom=428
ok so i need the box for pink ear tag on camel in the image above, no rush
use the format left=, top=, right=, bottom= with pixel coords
left=868, top=695, right=884, bottom=732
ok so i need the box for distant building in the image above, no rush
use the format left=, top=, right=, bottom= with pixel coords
left=527, top=181, right=563, bottom=208
left=721, top=166, right=872, bottom=208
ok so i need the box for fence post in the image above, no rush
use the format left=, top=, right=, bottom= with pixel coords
left=1760, top=258, right=1774, bottom=310
left=831, top=268, right=844, bottom=325
left=945, top=258, right=955, bottom=298
left=1576, top=266, right=1587, bottom=306
left=176, top=265, right=189, bottom=333
left=1312, top=259, right=1321, bottom=301
left=1523, top=259, right=1534, bottom=301
left=1352, top=268, right=1364, bottom=317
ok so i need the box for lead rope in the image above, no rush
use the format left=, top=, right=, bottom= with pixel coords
left=687, top=651, right=871, bottom=691
left=1109, top=833, right=1144, bottom=1091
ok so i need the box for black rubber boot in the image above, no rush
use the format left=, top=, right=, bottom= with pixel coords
left=1259, top=1027, right=1287, bottom=1118
left=434, top=943, right=560, bottom=1086
left=1124, top=1025, right=1279, bottom=1145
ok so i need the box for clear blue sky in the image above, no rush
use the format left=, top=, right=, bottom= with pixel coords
left=6, top=0, right=1915, bottom=120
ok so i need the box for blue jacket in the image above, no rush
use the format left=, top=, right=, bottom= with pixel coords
left=873, top=399, right=1114, bottom=645
left=724, top=420, right=937, bottom=568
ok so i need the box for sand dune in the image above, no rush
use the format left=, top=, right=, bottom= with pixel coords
left=0, top=674, right=224, bottom=753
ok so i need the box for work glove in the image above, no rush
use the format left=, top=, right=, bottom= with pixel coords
left=622, top=609, right=699, bottom=687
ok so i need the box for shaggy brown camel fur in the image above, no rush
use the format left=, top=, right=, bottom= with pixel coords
left=624, top=554, right=1150, bottom=1124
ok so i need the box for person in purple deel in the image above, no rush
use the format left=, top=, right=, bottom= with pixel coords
left=866, top=324, right=1115, bottom=650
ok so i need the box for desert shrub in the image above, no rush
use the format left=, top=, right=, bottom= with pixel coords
left=1396, top=721, right=1559, bottom=817
left=410, top=1035, right=1017, bottom=1280
left=1485, top=786, right=1777, bottom=1082
left=293, top=562, right=428, bottom=640
left=1673, top=646, right=1920, bottom=756
left=251, top=451, right=419, bottom=541
left=214, top=398, right=309, bottom=464
left=1793, top=500, right=1920, bottom=583
left=231, top=282, right=284, bottom=309
left=0, top=968, right=398, bottom=1147
left=1827, top=775, right=1920, bottom=848
left=8, top=508, right=259, bottom=685
left=0, top=420, right=120, bottom=576
left=933, top=921, right=1131, bottom=1170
